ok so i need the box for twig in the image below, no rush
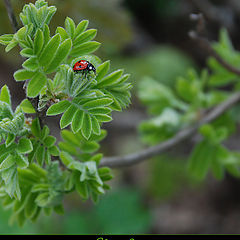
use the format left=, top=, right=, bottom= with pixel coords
left=100, top=92, right=240, bottom=168
left=189, top=13, right=240, bottom=76
left=189, top=31, right=240, bottom=76
left=190, top=0, right=235, bottom=31
left=3, top=0, right=19, bottom=32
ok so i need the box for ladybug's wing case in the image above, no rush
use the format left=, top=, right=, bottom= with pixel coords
left=73, top=60, right=88, bottom=71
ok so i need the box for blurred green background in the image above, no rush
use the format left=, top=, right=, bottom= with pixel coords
left=1, top=0, right=240, bottom=235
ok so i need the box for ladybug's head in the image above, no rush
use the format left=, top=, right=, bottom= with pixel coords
left=87, top=63, right=96, bottom=74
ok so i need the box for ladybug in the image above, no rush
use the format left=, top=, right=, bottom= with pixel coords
left=73, top=60, right=96, bottom=75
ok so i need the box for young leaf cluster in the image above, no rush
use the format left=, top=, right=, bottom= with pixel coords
left=0, top=0, right=131, bottom=226
left=0, top=162, right=65, bottom=226
left=138, top=28, right=240, bottom=180
left=59, top=129, right=113, bottom=203
left=0, top=0, right=131, bottom=140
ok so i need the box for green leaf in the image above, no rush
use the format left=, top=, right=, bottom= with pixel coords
left=70, top=41, right=101, bottom=57
left=138, top=76, right=187, bottom=114
left=38, top=33, right=61, bottom=68
left=60, top=151, right=74, bottom=167
left=56, top=27, right=69, bottom=41
left=20, top=48, right=34, bottom=58
left=0, top=155, right=15, bottom=172
left=20, top=99, right=36, bottom=113
left=0, top=34, right=14, bottom=45
left=22, top=57, right=39, bottom=71
left=33, top=28, right=44, bottom=55
left=65, top=17, right=75, bottom=39
left=32, top=183, right=49, bottom=192
left=90, top=153, right=103, bottom=165
left=96, top=60, right=110, bottom=82
left=5, top=39, right=18, bottom=52
left=43, top=24, right=50, bottom=45
left=97, top=69, right=124, bottom=88
left=15, top=154, right=29, bottom=169
left=2, top=165, right=21, bottom=200
left=75, top=180, right=89, bottom=199
left=71, top=110, right=85, bottom=133
left=88, top=107, right=111, bottom=115
left=208, top=70, right=237, bottom=87
left=94, top=114, right=112, bottom=122
left=74, top=20, right=89, bottom=38
left=81, top=141, right=99, bottom=153
left=41, top=126, right=51, bottom=140
left=60, top=129, right=80, bottom=146
left=81, top=114, right=92, bottom=140
left=188, top=141, right=213, bottom=180
left=31, top=118, right=41, bottom=138
left=27, top=72, right=47, bottom=98
left=36, top=145, right=45, bottom=166
left=30, top=207, right=41, bottom=223
left=73, top=29, right=97, bottom=46
left=25, top=193, right=38, bottom=219
left=46, top=100, right=71, bottom=116
left=43, top=136, right=56, bottom=147
left=0, top=85, right=11, bottom=105
left=35, top=192, right=49, bottom=207
left=45, top=149, right=51, bottom=165
left=45, top=38, right=72, bottom=74
left=15, top=26, right=27, bottom=42
left=48, top=146, right=59, bottom=156
left=91, top=116, right=101, bottom=135
left=5, top=134, right=15, bottom=147
left=17, top=138, right=33, bottom=154
left=60, top=105, right=77, bottom=129
left=14, top=69, right=35, bottom=82
left=82, top=98, right=113, bottom=109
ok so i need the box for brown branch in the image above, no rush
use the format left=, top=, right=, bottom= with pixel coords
left=188, top=13, right=240, bottom=76
left=189, top=31, right=240, bottom=76
left=190, top=0, right=235, bottom=31
left=3, top=0, right=19, bottom=32
left=100, top=92, right=240, bottom=168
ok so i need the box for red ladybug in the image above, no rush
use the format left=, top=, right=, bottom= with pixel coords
left=73, top=60, right=96, bottom=75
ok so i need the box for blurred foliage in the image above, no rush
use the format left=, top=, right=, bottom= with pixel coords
left=147, top=155, right=195, bottom=201
left=137, top=28, right=240, bottom=181
left=208, top=28, right=240, bottom=87
left=52, top=0, right=133, bottom=55
left=0, top=204, right=35, bottom=234
left=63, top=188, right=152, bottom=234
left=0, top=187, right=151, bottom=234
left=0, top=0, right=133, bottom=61
left=112, top=46, right=194, bottom=88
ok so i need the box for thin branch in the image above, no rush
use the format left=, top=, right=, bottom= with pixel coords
left=3, top=0, right=19, bottom=32
left=189, top=31, right=240, bottom=76
left=190, top=0, right=235, bottom=31
left=100, top=92, right=240, bottom=168
left=188, top=13, right=240, bottom=76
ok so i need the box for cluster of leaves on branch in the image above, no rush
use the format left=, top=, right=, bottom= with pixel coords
left=138, top=28, right=240, bottom=181
left=0, top=0, right=131, bottom=226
